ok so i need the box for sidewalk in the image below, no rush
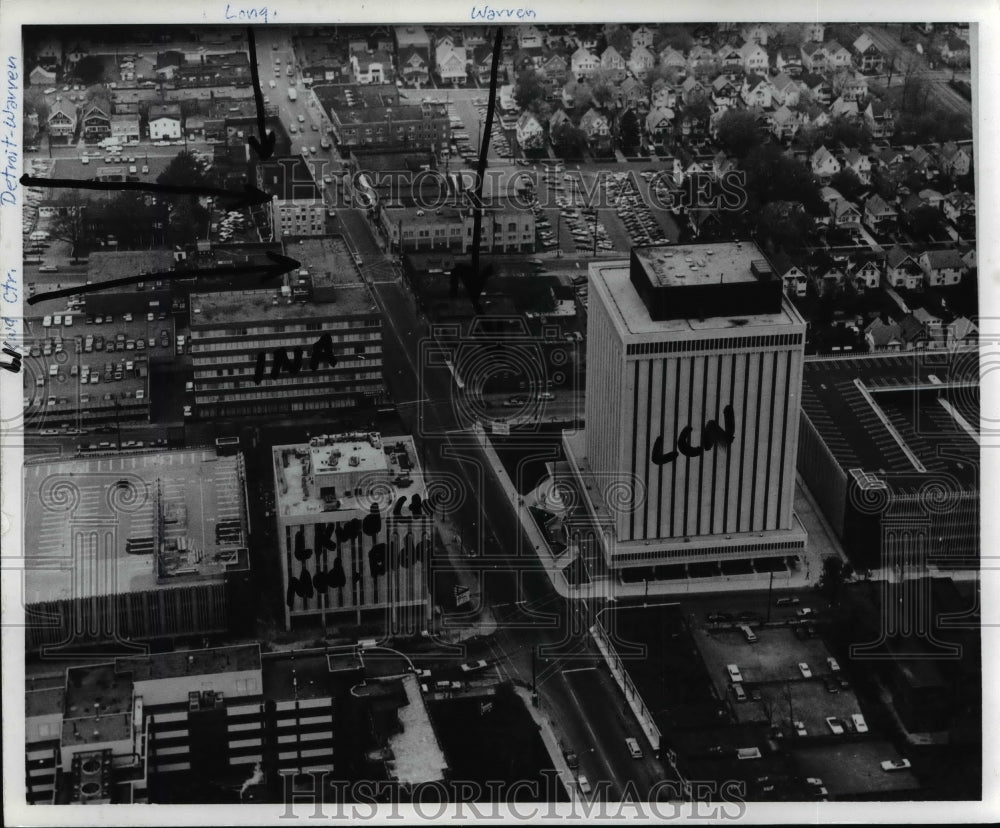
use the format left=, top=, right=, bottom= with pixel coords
left=511, top=685, right=579, bottom=804
left=473, top=423, right=821, bottom=600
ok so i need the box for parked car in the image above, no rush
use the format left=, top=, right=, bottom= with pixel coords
left=798, top=662, right=812, bottom=678
left=776, top=596, right=800, bottom=606
left=459, top=659, right=488, bottom=674
left=880, top=759, right=911, bottom=771
left=794, top=720, right=807, bottom=736
left=796, top=608, right=815, bottom=618
left=825, top=717, right=845, bottom=735
left=851, top=713, right=869, bottom=733
left=727, top=664, right=743, bottom=683
left=625, top=737, right=643, bottom=759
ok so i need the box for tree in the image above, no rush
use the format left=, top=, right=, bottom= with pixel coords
left=829, top=115, right=870, bottom=149
left=818, top=555, right=847, bottom=603
left=645, top=64, right=683, bottom=94
left=756, top=201, right=813, bottom=251
left=829, top=168, right=865, bottom=201
left=513, top=68, right=547, bottom=112
left=716, top=109, right=762, bottom=157
left=907, top=204, right=945, bottom=239
left=550, top=121, right=588, bottom=159
left=49, top=197, right=90, bottom=256
left=742, top=144, right=822, bottom=212
left=74, top=56, right=107, bottom=85
left=619, top=108, right=641, bottom=153
left=158, top=150, right=213, bottom=190
left=603, top=25, right=632, bottom=59
left=654, top=24, right=694, bottom=54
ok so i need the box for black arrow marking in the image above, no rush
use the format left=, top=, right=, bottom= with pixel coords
left=27, top=251, right=300, bottom=305
left=19, top=174, right=273, bottom=208
left=452, top=25, right=504, bottom=313
left=246, top=27, right=277, bottom=161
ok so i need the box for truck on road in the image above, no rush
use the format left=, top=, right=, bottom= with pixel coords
left=287, top=87, right=297, bottom=102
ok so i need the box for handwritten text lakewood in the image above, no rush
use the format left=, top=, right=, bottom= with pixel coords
left=470, top=5, right=537, bottom=20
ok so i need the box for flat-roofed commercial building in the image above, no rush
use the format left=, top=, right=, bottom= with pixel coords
left=379, top=200, right=536, bottom=254
left=563, top=242, right=808, bottom=577
left=22, top=449, right=252, bottom=653
left=256, top=156, right=326, bottom=239
left=272, top=431, right=432, bottom=634
left=188, top=276, right=384, bottom=419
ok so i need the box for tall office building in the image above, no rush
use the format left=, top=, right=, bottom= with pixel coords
left=563, top=242, right=808, bottom=575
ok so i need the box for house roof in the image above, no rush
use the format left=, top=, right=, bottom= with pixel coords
left=771, top=72, right=797, bottom=92
left=771, top=105, right=797, bottom=125
left=886, top=245, right=918, bottom=268
left=579, top=107, right=607, bottom=130
left=922, top=248, right=967, bottom=270
left=865, top=193, right=896, bottom=216
left=777, top=45, right=802, bottom=61
left=898, top=314, right=928, bottom=341
left=853, top=33, right=878, bottom=54
left=811, top=145, right=836, bottom=166
left=744, top=74, right=771, bottom=93
left=516, top=110, right=542, bottom=130
left=48, top=99, right=76, bottom=121
left=867, top=99, right=891, bottom=117
left=947, top=316, right=977, bottom=340
left=549, top=108, right=571, bottom=127
left=399, top=46, right=428, bottom=67
left=911, top=306, right=941, bottom=325
left=865, top=317, right=901, bottom=345
left=832, top=199, right=860, bottom=220
left=844, top=149, right=868, bottom=167
left=659, top=46, right=687, bottom=65
left=645, top=106, right=674, bottom=130
left=739, top=41, right=766, bottom=59
left=572, top=46, right=597, bottom=63
left=823, top=40, right=848, bottom=55
left=630, top=45, right=655, bottom=64
left=149, top=103, right=182, bottom=120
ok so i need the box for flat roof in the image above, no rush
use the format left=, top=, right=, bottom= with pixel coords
left=590, top=261, right=803, bottom=337
left=309, top=432, right=388, bottom=476
left=801, top=354, right=979, bottom=489
left=290, top=237, right=365, bottom=287
left=23, top=449, right=248, bottom=603
left=274, top=434, right=427, bottom=520
left=189, top=284, right=377, bottom=324
left=116, top=644, right=261, bottom=682
left=26, top=685, right=66, bottom=719
left=65, top=663, right=134, bottom=717
left=261, top=654, right=334, bottom=701
left=87, top=250, right=176, bottom=284
left=62, top=712, right=130, bottom=746
left=633, top=243, right=760, bottom=288
left=386, top=675, right=449, bottom=785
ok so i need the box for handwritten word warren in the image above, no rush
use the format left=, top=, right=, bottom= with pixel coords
left=470, top=5, right=536, bottom=19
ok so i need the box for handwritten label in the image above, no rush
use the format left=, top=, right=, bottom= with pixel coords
left=1, top=268, right=20, bottom=372
left=224, top=4, right=275, bottom=23
left=2, top=56, right=18, bottom=207
left=651, top=405, right=736, bottom=466
left=470, top=5, right=536, bottom=19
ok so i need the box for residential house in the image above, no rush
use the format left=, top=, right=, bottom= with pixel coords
left=571, top=47, right=600, bottom=80
left=435, top=37, right=467, bottom=86
left=836, top=70, right=869, bottom=102
left=909, top=145, right=937, bottom=175
left=148, top=103, right=183, bottom=140
left=351, top=50, right=394, bottom=84
left=801, top=42, right=829, bottom=72
left=600, top=45, right=627, bottom=81
left=771, top=73, right=801, bottom=107
left=912, top=306, right=945, bottom=343
left=919, top=248, right=967, bottom=287
left=712, top=150, right=737, bottom=179
left=830, top=96, right=860, bottom=119
left=712, top=75, right=739, bottom=109
left=775, top=46, right=804, bottom=76
left=562, top=80, right=592, bottom=110
left=898, top=314, right=930, bottom=349
left=110, top=114, right=141, bottom=145
left=824, top=40, right=853, bottom=70
left=865, top=317, right=903, bottom=350
left=133, top=55, right=157, bottom=81
left=918, top=188, right=946, bottom=209
left=118, top=57, right=136, bottom=83
left=548, top=108, right=571, bottom=135
left=514, top=111, right=545, bottom=151
left=864, top=99, right=894, bottom=139
left=741, top=74, right=774, bottom=108
left=946, top=316, right=978, bottom=347
left=651, top=83, right=680, bottom=110
left=811, top=145, right=841, bottom=181
left=740, top=41, right=770, bottom=74
left=885, top=246, right=924, bottom=290
left=579, top=107, right=611, bottom=153
left=843, top=149, right=872, bottom=184
left=943, top=190, right=975, bottom=225
left=631, top=25, right=655, bottom=51
left=875, top=145, right=906, bottom=170
left=472, top=45, right=498, bottom=86
left=34, top=37, right=62, bottom=69
left=852, top=33, right=885, bottom=73
left=539, top=52, right=569, bottom=83
left=805, top=23, right=826, bottom=42
left=659, top=46, right=688, bottom=77
left=937, top=141, right=972, bottom=177
left=687, top=44, right=717, bottom=75
left=516, top=25, right=544, bottom=50
left=850, top=258, right=882, bottom=290
left=770, top=105, right=802, bottom=141
left=811, top=257, right=847, bottom=295
left=940, top=37, right=971, bottom=66
left=830, top=198, right=862, bottom=231
left=395, top=24, right=432, bottom=61
left=46, top=99, right=77, bottom=143
left=398, top=46, right=430, bottom=88
left=619, top=77, right=647, bottom=111
left=864, top=193, right=898, bottom=233
left=628, top=45, right=656, bottom=79
left=645, top=106, right=675, bottom=143
left=680, top=75, right=707, bottom=105
left=717, top=44, right=744, bottom=74
left=28, top=65, right=57, bottom=86
left=741, top=24, right=775, bottom=45
left=770, top=251, right=809, bottom=297
left=81, top=98, right=112, bottom=142
left=799, top=73, right=832, bottom=105
left=692, top=24, right=715, bottom=46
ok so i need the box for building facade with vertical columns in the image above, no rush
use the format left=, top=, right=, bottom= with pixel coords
left=563, top=242, right=808, bottom=574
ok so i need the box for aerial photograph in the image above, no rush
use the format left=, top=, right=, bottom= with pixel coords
left=11, top=17, right=982, bottom=818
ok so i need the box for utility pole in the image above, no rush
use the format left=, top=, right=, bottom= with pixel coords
left=531, top=645, right=538, bottom=706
